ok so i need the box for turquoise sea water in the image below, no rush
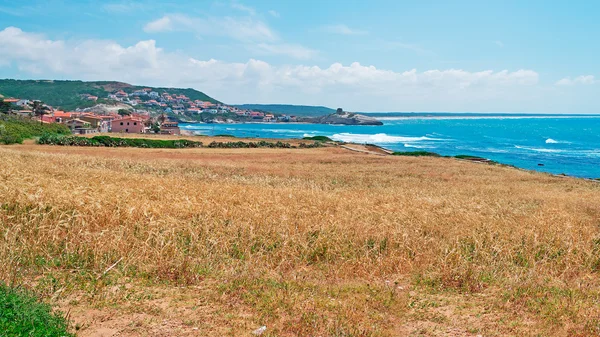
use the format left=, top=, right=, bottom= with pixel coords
left=181, top=116, right=600, bottom=178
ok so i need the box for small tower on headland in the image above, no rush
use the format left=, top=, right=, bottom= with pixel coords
left=336, top=108, right=344, bottom=115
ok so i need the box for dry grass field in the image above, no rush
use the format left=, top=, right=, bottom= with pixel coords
left=1, top=142, right=600, bottom=336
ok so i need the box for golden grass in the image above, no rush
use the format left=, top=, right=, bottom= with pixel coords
left=1, top=144, right=600, bottom=336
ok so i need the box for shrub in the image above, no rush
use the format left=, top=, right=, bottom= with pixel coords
left=38, top=135, right=204, bottom=148
left=392, top=151, right=441, bottom=157
left=303, top=135, right=332, bottom=142
left=0, top=284, right=74, bottom=337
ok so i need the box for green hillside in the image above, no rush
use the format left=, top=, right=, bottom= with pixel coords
left=234, top=104, right=336, bottom=117
left=0, top=79, right=220, bottom=111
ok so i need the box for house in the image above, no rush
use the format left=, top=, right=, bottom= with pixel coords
left=65, top=118, right=93, bottom=133
left=132, top=90, right=148, bottom=96
left=52, top=111, right=73, bottom=123
left=115, top=90, right=128, bottom=99
left=160, top=120, right=181, bottom=135
left=3, top=98, right=19, bottom=104
left=149, top=91, right=159, bottom=99
left=16, top=99, right=30, bottom=106
left=250, top=111, right=264, bottom=119
left=15, top=110, right=32, bottom=117
left=86, top=96, right=98, bottom=101
left=111, top=117, right=144, bottom=133
left=80, top=115, right=109, bottom=133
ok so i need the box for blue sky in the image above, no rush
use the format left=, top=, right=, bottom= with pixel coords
left=0, top=0, right=598, bottom=113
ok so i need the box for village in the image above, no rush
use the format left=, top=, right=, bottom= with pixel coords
left=1, top=87, right=299, bottom=135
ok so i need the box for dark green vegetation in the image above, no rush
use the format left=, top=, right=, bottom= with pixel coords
left=392, top=151, right=441, bottom=157
left=303, top=135, right=333, bottom=142
left=207, top=141, right=322, bottom=148
left=38, top=135, right=204, bottom=148
left=0, top=116, right=71, bottom=144
left=0, top=79, right=219, bottom=111
left=393, top=151, right=508, bottom=166
left=0, top=98, right=12, bottom=114
left=0, top=284, right=74, bottom=337
left=37, top=134, right=323, bottom=149
left=233, top=104, right=336, bottom=117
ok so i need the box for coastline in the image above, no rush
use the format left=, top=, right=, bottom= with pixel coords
left=165, top=130, right=600, bottom=182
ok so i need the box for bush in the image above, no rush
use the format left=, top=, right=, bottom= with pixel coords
left=37, top=134, right=324, bottom=150
left=0, top=284, right=74, bottom=337
left=392, top=151, right=441, bottom=157
left=303, top=135, right=332, bottom=142
left=38, top=135, right=204, bottom=148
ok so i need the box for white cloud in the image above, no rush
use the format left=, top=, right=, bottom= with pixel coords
left=555, top=75, right=595, bottom=86
left=231, top=2, right=255, bottom=16
left=321, top=24, right=368, bottom=36
left=144, top=14, right=276, bottom=42
left=144, top=16, right=172, bottom=32
left=254, top=43, right=317, bottom=59
left=0, top=27, right=546, bottom=111
left=495, top=40, right=504, bottom=48
left=268, top=10, right=280, bottom=18
left=142, top=14, right=316, bottom=59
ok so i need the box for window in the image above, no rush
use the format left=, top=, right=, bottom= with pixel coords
left=127, top=122, right=130, bottom=125
left=120, top=122, right=123, bottom=125
left=125, top=129, right=128, bottom=132
left=134, top=122, right=137, bottom=125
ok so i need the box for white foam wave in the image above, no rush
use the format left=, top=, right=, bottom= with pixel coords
left=515, top=145, right=563, bottom=153
left=331, top=133, right=441, bottom=144
left=545, top=138, right=558, bottom=144
left=404, top=143, right=436, bottom=149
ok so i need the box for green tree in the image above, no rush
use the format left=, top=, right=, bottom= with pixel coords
left=118, top=109, right=131, bottom=116
left=150, top=122, right=161, bottom=134
left=32, top=101, right=49, bottom=124
left=0, top=99, right=11, bottom=114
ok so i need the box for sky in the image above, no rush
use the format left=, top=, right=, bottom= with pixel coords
left=0, top=0, right=599, bottom=113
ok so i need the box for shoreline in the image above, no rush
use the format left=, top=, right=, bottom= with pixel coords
left=156, top=130, right=600, bottom=182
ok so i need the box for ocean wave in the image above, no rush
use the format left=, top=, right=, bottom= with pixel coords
left=404, top=143, right=436, bottom=149
left=515, top=145, right=563, bottom=153
left=331, top=133, right=441, bottom=143
left=268, top=129, right=313, bottom=134
left=545, top=138, right=572, bottom=144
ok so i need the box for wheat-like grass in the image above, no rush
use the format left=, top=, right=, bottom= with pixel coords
left=1, top=144, right=599, bottom=336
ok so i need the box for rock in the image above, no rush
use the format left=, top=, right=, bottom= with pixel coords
left=252, top=326, right=267, bottom=335
left=309, top=110, right=383, bottom=125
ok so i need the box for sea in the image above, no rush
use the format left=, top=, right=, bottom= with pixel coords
left=180, top=114, right=600, bottom=179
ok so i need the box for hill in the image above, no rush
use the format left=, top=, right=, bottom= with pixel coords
left=0, top=79, right=220, bottom=111
left=233, top=104, right=336, bottom=117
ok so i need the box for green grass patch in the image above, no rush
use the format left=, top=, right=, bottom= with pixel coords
left=38, top=134, right=204, bottom=148
left=0, top=116, right=71, bottom=144
left=0, top=283, right=74, bottom=337
left=37, top=134, right=324, bottom=149
left=392, top=151, right=441, bottom=157
left=303, top=135, right=332, bottom=142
